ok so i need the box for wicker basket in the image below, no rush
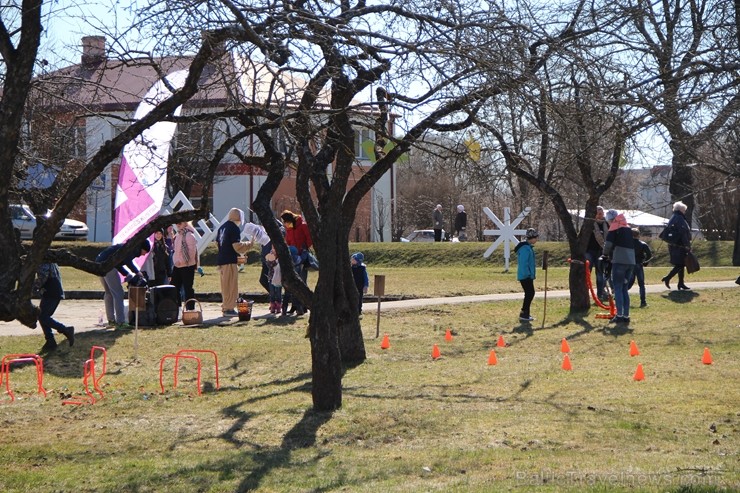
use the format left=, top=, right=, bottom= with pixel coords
left=182, top=299, right=203, bottom=326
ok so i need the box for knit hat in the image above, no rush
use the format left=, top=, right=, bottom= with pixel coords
left=605, top=209, right=619, bottom=222
left=457, top=204, right=464, bottom=212
left=525, top=228, right=539, bottom=239
left=352, top=252, right=365, bottom=263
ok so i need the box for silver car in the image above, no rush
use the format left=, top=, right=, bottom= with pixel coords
left=11, top=204, right=89, bottom=240
left=401, top=229, right=446, bottom=242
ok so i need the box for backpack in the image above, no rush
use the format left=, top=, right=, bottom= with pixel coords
left=659, top=224, right=681, bottom=244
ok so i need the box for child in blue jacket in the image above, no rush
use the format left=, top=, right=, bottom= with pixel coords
left=514, top=228, right=539, bottom=322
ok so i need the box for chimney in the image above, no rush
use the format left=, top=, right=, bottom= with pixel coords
left=81, top=36, right=106, bottom=66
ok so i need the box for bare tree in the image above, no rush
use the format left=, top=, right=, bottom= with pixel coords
left=3, top=0, right=597, bottom=411
left=605, top=0, right=740, bottom=224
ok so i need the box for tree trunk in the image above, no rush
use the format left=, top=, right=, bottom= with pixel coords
left=669, top=143, right=696, bottom=226
left=308, top=287, right=343, bottom=411
left=568, top=260, right=591, bottom=313
left=733, top=199, right=740, bottom=266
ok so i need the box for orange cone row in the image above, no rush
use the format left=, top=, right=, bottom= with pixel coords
left=378, top=335, right=715, bottom=370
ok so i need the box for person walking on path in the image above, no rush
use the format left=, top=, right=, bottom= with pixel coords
left=33, top=261, right=74, bottom=353
left=603, top=209, right=636, bottom=324
left=217, top=208, right=252, bottom=316
left=514, top=228, right=539, bottom=322
left=171, top=221, right=199, bottom=311
left=96, top=240, right=151, bottom=327
left=661, top=201, right=693, bottom=290
left=454, top=205, right=467, bottom=241
left=433, top=204, right=444, bottom=242
left=628, top=228, right=653, bottom=307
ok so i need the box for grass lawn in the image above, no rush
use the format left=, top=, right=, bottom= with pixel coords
left=1, top=282, right=738, bottom=491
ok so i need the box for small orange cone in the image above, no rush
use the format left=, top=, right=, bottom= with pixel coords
left=380, top=334, right=390, bottom=350
left=562, top=354, right=572, bottom=371
left=629, top=340, right=640, bottom=357
left=496, top=335, right=506, bottom=348
left=445, top=329, right=453, bottom=342
left=487, top=350, right=498, bottom=366
left=431, top=344, right=441, bottom=360
left=633, top=363, right=645, bottom=381
left=560, top=338, right=571, bottom=353
left=702, top=347, right=713, bottom=365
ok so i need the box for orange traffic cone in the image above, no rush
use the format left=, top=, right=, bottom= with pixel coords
left=633, top=363, right=645, bottom=381
left=562, top=354, right=572, bottom=371
left=629, top=340, right=640, bottom=357
left=487, top=350, right=498, bottom=366
left=560, top=338, right=571, bottom=353
left=497, top=335, right=506, bottom=348
left=445, top=329, right=453, bottom=342
left=380, top=334, right=390, bottom=350
left=702, top=347, right=713, bottom=365
left=432, top=344, right=441, bottom=360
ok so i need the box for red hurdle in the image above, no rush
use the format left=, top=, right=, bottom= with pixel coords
left=159, top=354, right=203, bottom=395
left=175, top=349, right=219, bottom=390
left=1, top=354, right=47, bottom=402
left=62, top=346, right=108, bottom=406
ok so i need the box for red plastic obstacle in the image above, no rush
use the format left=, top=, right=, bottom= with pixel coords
left=63, top=346, right=108, bottom=406
left=584, top=260, right=616, bottom=319
left=89, top=346, right=107, bottom=399
left=1, top=354, right=47, bottom=402
left=63, top=359, right=97, bottom=406
left=175, top=349, right=219, bottom=390
left=159, top=354, right=203, bottom=396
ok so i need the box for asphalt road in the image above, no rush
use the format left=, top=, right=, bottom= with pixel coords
left=1, top=280, right=737, bottom=338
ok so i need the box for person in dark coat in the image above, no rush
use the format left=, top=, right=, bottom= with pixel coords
left=661, top=201, right=692, bottom=290
left=585, top=206, right=609, bottom=300
left=628, top=228, right=653, bottom=307
left=149, top=228, right=172, bottom=287
left=454, top=205, right=467, bottom=241
left=33, top=261, right=74, bottom=353
left=433, top=204, right=443, bottom=242
left=603, top=210, right=636, bottom=324
left=351, top=252, right=369, bottom=314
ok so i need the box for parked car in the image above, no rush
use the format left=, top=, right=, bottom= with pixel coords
left=11, top=204, right=89, bottom=240
left=401, top=229, right=447, bottom=242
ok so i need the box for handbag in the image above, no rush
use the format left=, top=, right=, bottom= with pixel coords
left=181, top=299, right=204, bottom=325
left=685, top=251, right=700, bottom=274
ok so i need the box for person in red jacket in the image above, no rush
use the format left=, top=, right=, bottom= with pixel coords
left=280, top=210, right=313, bottom=315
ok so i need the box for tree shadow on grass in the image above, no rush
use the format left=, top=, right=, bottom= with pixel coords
left=233, top=408, right=333, bottom=491
left=547, top=312, right=634, bottom=339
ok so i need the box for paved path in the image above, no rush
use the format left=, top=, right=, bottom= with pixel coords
left=1, top=281, right=736, bottom=337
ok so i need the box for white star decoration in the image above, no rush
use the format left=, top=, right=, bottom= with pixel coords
left=483, top=206, right=531, bottom=271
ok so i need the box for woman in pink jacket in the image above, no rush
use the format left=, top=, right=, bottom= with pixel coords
left=171, top=221, right=199, bottom=310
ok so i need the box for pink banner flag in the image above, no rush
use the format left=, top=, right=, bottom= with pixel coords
left=113, top=70, right=189, bottom=245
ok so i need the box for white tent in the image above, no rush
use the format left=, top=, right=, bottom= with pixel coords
left=569, top=209, right=669, bottom=238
